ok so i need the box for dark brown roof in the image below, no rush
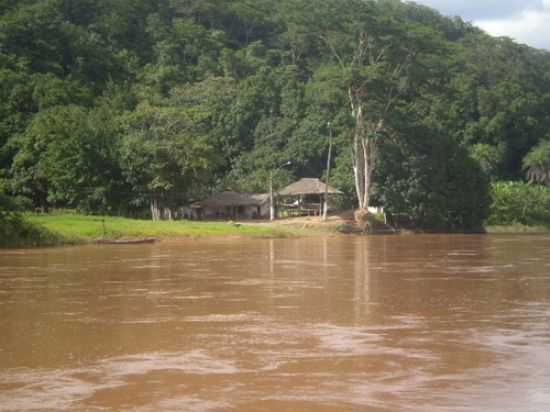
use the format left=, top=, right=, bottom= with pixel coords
left=277, top=178, right=342, bottom=196
left=193, top=192, right=269, bottom=208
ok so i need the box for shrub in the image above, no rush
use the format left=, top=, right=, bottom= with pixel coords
left=1, top=190, right=61, bottom=248
left=374, top=133, right=490, bottom=232
left=487, top=181, right=550, bottom=226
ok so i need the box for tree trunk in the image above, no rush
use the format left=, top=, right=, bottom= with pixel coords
left=150, top=196, right=161, bottom=221
left=320, top=27, right=406, bottom=214
left=350, top=91, right=383, bottom=212
left=323, top=128, right=333, bottom=221
left=350, top=93, right=370, bottom=210
left=362, top=136, right=369, bottom=208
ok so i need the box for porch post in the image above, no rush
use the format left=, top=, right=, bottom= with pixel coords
left=270, top=171, right=275, bottom=221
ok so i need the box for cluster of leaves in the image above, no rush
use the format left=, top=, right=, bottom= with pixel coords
left=373, top=130, right=489, bottom=232
left=0, top=212, right=61, bottom=248
left=487, top=182, right=550, bottom=226
left=0, top=182, right=59, bottom=247
left=1, top=0, right=550, bottom=229
left=523, top=140, right=550, bottom=185
left=0, top=184, right=18, bottom=221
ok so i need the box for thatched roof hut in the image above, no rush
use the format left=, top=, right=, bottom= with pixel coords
left=277, top=178, right=342, bottom=196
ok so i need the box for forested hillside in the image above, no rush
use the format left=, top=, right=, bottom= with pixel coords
left=2, top=0, right=550, bottom=231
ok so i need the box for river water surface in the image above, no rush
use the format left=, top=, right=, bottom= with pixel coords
left=1, top=235, right=550, bottom=411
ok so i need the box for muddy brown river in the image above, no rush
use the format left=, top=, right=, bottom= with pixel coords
left=1, top=235, right=549, bottom=411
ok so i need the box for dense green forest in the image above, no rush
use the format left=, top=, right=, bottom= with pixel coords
left=2, top=0, right=550, bottom=231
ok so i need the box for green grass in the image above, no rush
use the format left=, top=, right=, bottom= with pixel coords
left=485, top=223, right=550, bottom=234
left=25, top=213, right=296, bottom=243
left=16, top=212, right=549, bottom=248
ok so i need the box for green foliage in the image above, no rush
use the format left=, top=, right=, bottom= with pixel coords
left=0, top=183, right=18, bottom=229
left=1, top=0, right=549, bottom=229
left=10, top=105, right=126, bottom=212
left=0, top=183, right=61, bottom=247
left=119, top=99, right=220, bottom=208
left=374, top=132, right=490, bottom=232
left=470, top=143, right=505, bottom=179
left=487, top=182, right=550, bottom=226
left=0, top=213, right=62, bottom=248
left=523, top=140, right=550, bottom=185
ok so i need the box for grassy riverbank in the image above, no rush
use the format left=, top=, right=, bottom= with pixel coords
left=4, top=212, right=549, bottom=249
left=485, top=224, right=550, bottom=234
left=20, top=213, right=299, bottom=246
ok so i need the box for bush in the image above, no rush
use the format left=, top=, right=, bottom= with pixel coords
left=0, top=213, right=62, bottom=248
left=373, top=132, right=490, bottom=232
left=487, top=181, right=550, bottom=226
left=1, top=190, right=61, bottom=248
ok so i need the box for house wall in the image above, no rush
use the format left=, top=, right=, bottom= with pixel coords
left=243, top=204, right=269, bottom=219
left=259, top=203, right=270, bottom=218
left=242, top=206, right=257, bottom=219
left=202, top=207, right=225, bottom=219
left=198, top=204, right=269, bottom=220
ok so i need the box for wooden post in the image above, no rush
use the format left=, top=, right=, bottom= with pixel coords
left=323, top=122, right=333, bottom=221
left=269, top=171, right=275, bottom=221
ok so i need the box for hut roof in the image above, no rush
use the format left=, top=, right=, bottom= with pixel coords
left=193, top=191, right=269, bottom=208
left=277, top=178, right=343, bottom=196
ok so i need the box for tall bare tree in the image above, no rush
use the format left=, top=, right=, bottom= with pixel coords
left=314, top=0, right=436, bottom=209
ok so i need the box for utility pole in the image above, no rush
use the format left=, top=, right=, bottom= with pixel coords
left=269, top=170, right=275, bottom=221
left=323, top=122, right=333, bottom=221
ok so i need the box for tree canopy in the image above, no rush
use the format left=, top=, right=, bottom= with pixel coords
left=2, top=0, right=550, bottom=230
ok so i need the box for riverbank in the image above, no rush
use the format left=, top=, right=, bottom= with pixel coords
left=4, top=212, right=550, bottom=249
left=16, top=213, right=313, bottom=247
left=485, top=224, right=550, bottom=234
left=0, top=214, right=65, bottom=248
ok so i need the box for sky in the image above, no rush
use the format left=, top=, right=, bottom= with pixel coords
left=409, top=0, right=550, bottom=50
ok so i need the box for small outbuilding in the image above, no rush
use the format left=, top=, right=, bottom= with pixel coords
left=191, top=191, right=269, bottom=220
left=277, top=178, right=342, bottom=216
